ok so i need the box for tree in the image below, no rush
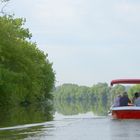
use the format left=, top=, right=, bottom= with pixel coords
left=0, top=0, right=10, bottom=14
left=0, top=15, right=55, bottom=106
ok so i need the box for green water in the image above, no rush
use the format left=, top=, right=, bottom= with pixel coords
left=0, top=102, right=140, bottom=140
left=0, top=105, right=53, bottom=128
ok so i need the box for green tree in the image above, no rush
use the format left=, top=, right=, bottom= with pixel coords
left=128, top=85, right=140, bottom=98
left=0, top=15, right=55, bottom=106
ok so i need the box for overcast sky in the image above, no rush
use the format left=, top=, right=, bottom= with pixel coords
left=6, top=0, right=140, bottom=86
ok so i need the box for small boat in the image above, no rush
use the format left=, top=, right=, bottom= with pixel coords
left=110, top=79, right=140, bottom=119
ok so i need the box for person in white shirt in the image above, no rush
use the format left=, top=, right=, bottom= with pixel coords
left=134, top=93, right=140, bottom=106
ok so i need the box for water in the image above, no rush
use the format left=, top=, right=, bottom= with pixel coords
left=0, top=112, right=140, bottom=140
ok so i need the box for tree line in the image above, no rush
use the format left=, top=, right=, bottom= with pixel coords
left=53, top=83, right=140, bottom=115
left=0, top=5, right=55, bottom=106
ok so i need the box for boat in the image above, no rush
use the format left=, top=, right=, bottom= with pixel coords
left=110, top=79, right=140, bottom=119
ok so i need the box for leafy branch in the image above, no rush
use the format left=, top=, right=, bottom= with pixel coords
left=0, top=0, right=10, bottom=14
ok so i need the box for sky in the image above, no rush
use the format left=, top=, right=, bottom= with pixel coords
left=4, top=0, right=140, bottom=86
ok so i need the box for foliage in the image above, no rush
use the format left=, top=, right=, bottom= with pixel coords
left=0, top=0, right=10, bottom=14
left=53, top=83, right=140, bottom=115
left=53, top=83, right=111, bottom=115
left=128, top=85, right=140, bottom=98
left=0, top=15, right=55, bottom=106
left=53, top=83, right=110, bottom=101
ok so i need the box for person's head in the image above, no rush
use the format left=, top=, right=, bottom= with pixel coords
left=122, top=92, right=128, bottom=97
left=134, top=92, right=139, bottom=98
left=117, top=94, right=121, bottom=97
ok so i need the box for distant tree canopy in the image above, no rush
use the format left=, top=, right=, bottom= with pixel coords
left=53, top=83, right=110, bottom=105
left=0, top=15, right=55, bottom=106
left=53, top=83, right=140, bottom=115
left=53, top=83, right=140, bottom=100
left=53, top=83, right=110, bottom=115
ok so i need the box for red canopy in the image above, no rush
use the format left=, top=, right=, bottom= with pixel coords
left=111, top=79, right=140, bottom=86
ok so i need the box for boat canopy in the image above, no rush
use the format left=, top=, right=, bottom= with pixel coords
left=111, top=79, right=140, bottom=86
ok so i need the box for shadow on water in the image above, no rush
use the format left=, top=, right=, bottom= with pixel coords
left=0, top=125, right=45, bottom=140
left=0, top=99, right=109, bottom=140
left=0, top=104, right=53, bottom=139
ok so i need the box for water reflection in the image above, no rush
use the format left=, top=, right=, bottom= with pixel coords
left=54, top=99, right=109, bottom=116
left=1, top=101, right=140, bottom=140
left=0, top=104, right=54, bottom=139
left=0, top=125, right=44, bottom=140
left=0, top=110, right=140, bottom=140
left=0, top=104, right=53, bottom=128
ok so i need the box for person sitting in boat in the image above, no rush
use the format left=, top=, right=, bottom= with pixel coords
left=134, top=92, right=140, bottom=106
left=132, top=92, right=139, bottom=104
left=120, top=92, right=131, bottom=106
left=113, top=94, right=121, bottom=107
